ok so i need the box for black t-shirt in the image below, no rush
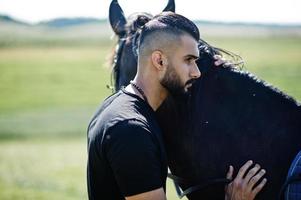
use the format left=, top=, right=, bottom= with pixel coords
left=87, top=89, right=167, bottom=200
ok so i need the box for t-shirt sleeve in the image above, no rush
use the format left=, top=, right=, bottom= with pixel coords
left=103, top=119, right=164, bottom=197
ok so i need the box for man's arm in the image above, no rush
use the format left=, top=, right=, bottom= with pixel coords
left=126, top=188, right=166, bottom=200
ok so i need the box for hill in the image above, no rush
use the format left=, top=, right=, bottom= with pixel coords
left=0, top=14, right=28, bottom=25
left=38, top=17, right=106, bottom=27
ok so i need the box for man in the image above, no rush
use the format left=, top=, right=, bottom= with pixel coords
left=87, top=12, right=266, bottom=200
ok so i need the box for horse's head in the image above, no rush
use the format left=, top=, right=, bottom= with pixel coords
left=109, top=0, right=176, bottom=91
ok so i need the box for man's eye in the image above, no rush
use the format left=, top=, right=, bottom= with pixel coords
left=186, top=58, right=193, bottom=63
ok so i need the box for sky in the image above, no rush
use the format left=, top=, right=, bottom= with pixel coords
left=0, top=0, right=300, bottom=24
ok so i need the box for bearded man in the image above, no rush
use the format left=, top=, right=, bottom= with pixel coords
left=87, top=12, right=266, bottom=200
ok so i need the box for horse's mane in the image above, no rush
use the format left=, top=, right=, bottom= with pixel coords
left=236, top=70, right=300, bottom=105
left=197, top=40, right=300, bottom=106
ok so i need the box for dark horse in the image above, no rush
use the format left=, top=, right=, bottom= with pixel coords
left=108, top=0, right=301, bottom=199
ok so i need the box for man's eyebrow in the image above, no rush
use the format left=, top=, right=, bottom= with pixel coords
left=185, top=54, right=199, bottom=60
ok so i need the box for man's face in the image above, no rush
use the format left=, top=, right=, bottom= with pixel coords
left=160, top=34, right=201, bottom=96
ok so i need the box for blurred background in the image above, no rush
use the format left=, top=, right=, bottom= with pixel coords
left=0, top=0, right=300, bottom=199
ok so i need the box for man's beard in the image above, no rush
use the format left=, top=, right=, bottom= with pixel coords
left=160, top=64, right=195, bottom=98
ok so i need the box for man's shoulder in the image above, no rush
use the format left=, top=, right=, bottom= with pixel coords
left=109, top=119, right=150, bottom=136
left=88, top=90, right=151, bottom=137
left=99, top=93, right=146, bottom=123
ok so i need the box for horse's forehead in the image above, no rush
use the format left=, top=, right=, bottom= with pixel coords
left=127, top=12, right=153, bottom=21
left=125, top=12, right=153, bottom=33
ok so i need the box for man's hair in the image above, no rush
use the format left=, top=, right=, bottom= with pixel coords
left=136, top=12, right=200, bottom=58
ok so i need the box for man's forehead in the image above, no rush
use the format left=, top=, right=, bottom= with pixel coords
left=180, top=34, right=198, bottom=45
left=179, top=35, right=199, bottom=56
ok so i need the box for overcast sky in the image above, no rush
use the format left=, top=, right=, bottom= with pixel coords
left=0, top=0, right=300, bottom=24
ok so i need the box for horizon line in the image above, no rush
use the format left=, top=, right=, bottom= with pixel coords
left=1, top=13, right=301, bottom=27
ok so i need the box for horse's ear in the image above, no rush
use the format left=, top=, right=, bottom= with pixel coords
left=109, top=0, right=127, bottom=36
left=163, top=0, right=175, bottom=12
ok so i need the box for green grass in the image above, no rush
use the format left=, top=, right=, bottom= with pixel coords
left=0, top=36, right=300, bottom=199
left=0, top=139, right=182, bottom=200
left=0, top=47, right=113, bottom=113
left=0, top=107, right=93, bottom=140
left=0, top=139, right=86, bottom=200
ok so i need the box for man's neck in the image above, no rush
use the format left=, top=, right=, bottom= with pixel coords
left=125, top=78, right=168, bottom=111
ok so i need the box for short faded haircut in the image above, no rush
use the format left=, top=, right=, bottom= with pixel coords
left=136, top=12, right=200, bottom=57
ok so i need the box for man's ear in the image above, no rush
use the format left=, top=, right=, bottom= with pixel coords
left=151, top=51, right=167, bottom=70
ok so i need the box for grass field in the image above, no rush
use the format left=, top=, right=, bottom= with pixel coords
left=0, top=35, right=300, bottom=199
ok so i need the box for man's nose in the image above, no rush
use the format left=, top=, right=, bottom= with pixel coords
left=190, top=63, right=201, bottom=79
